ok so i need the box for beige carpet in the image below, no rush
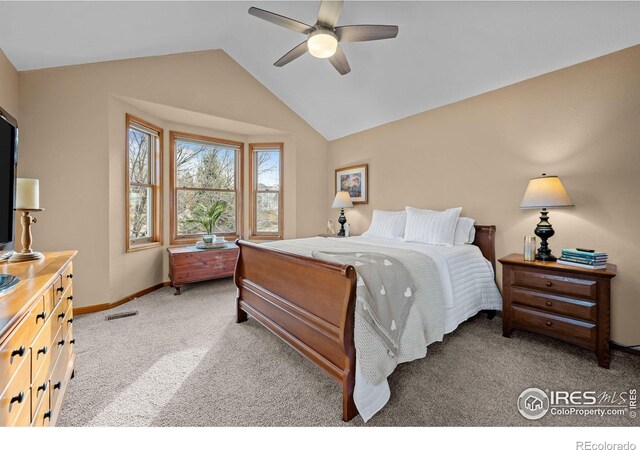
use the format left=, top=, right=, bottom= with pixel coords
left=58, top=279, right=639, bottom=427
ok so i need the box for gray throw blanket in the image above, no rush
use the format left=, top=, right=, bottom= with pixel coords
left=312, top=251, right=416, bottom=356
left=264, top=237, right=444, bottom=386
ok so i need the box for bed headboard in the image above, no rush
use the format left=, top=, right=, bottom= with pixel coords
left=472, top=225, right=496, bottom=274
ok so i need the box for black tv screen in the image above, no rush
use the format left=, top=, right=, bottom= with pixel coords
left=0, top=106, right=18, bottom=250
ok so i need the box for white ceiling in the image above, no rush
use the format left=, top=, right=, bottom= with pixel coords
left=1, top=1, right=640, bottom=140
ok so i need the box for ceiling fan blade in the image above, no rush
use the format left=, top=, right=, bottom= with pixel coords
left=317, top=0, right=344, bottom=28
left=335, top=25, right=399, bottom=42
left=274, top=41, right=309, bottom=67
left=328, top=45, right=350, bottom=75
left=248, top=7, right=314, bottom=34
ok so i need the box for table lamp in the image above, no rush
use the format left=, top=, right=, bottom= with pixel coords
left=10, top=178, right=45, bottom=262
left=332, top=191, right=353, bottom=237
left=520, top=173, right=573, bottom=261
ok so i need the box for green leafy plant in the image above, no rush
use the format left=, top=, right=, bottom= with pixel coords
left=184, top=201, right=227, bottom=234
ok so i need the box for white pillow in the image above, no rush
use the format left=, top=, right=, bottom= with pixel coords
left=403, top=206, right=462, bottom=246
left=454, top=217, right=476, bottom=245
left=362, top=210, right=407, bottom=240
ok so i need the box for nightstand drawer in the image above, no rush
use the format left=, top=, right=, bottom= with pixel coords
left=511, top=288, right=596, bottom=322
left=511, top=305, right=596, bottom=350
left=512, top=269, right=597, bottom=299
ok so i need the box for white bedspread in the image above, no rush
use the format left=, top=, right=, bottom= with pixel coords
left=263, top=236, right=502, bottom=421
left=348, top=236, right=502, bottom=333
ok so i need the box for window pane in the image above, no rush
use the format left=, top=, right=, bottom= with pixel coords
left=256, top=192, right=279, bottom=234
left=176, top=190, right=236, bottom=235
left=256, top=151, right=280, bottom=191
left=175, top=139, right=236, bottom=189
left=129, top=128, right=150, bottom=184
left=129, top=185, right=152, bottom=240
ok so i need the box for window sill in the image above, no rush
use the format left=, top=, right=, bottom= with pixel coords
left=126, top=241, right=163, bottom=253
left=170, top=235, right=240, bottom=246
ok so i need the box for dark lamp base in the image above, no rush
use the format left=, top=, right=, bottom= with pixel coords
left=534, top=208, right=557, bottom=262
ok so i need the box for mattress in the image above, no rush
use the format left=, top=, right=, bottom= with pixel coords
left=347, top=236, right=502, bottom=333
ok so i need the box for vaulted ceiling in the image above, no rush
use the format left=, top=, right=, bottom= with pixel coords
left=1, top=1, right=640, bottom=140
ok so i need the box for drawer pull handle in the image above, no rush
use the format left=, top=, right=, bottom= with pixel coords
left=546, top=282, right=553, bottom=287
left=37, top=382, right=48, bottom=393
left=67, top=295, right=74, bottom=302
left=58, top=312, right=66, bottom=320
left=68, top=318, right=73, bottom=324
left=67, top=273, right=73, bottom=279
left=57, top=286, right=64, bottom=293
left=545, top=300, right=553, bottom=307
left=545, top=321, right=553, bottom=327
left=10, top=391, right=24, bottom=404
left=53, top=382, right=62, bottom=390
left=11, top=346, right=26, bottom=358
left=70, top=339, right=76, bottom=345
left=58, top=339, right=65, bottom=346
left=36, top=311, right=47, bottom=322
left=43, top=410, right=51, bottom=420
left=37, top=346, right=48, bottom=356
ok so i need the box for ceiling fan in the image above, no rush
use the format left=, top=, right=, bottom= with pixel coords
left=248, top=0, right=399, bottom=75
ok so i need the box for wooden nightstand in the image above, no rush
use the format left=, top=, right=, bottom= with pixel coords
left=499, top=253, right=616, bottom=368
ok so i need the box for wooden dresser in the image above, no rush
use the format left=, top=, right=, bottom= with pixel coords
left=0, top=251, right=77, bottom=426
left=167, top=243, right=239, bottom=295
left=499, top=253, right=616, bottom=368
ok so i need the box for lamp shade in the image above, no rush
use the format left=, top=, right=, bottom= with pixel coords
left=520, top=174, right=573, bottom=209
left=332, top=191, right=353, bottom=209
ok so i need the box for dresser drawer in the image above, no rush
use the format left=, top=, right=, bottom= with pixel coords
left=51, top=297, right=67, bottom=337
left=63, top=304, right=73, bottom=340
left=31, top=319, right=53, bottom=379
left=512, top=269, right=597, bottom=299
left=50, top=324, right=69, bottom=372
left=60, top=263, right=74, bottom=296
left=43, top=286, right=57, bottom=321
left=66, top=323, right=74, bottom=352
left=511, top=305, right=596, bottom=350
left=0, top=302, right=39, bottom=389
left=31, top=346, right=51, bottom=416
left=61, top=284, right=74, bottom=313
left=28, top=296, right=48, bottom=338
left=511, top=287, right=596, bottom=322
left=12, top=390, right=32, bottom=427
left=31, top=392, right=51, bottom=427
left=53, top=275, right=64, bottom=302
left=0, top=353, right=31, bottom=426
left=50, top=338, right=71, bottom=413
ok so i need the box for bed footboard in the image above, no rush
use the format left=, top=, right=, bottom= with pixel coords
left=234, top=239, right=358, bottom=421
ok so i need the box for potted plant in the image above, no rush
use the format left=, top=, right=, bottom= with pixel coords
left=185, top=201, right=227, bottom=243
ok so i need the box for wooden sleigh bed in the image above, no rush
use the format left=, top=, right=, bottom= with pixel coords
left=234, top=225, right=496, bottom=421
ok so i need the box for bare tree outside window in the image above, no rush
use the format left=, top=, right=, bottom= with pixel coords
left=171, top=133, right=242, bottom=242
left=250, top=144, right=283, bottom=238
left=126, top=115, right=162, bottom=251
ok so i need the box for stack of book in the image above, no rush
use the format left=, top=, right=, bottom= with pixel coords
left=558, top=248, right=608, bottom=269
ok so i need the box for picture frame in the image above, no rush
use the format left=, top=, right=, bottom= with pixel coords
left=335, top=164, right=368, bottom=205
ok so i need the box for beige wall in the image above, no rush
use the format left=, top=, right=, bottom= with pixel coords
left=328, top=45, right=640, bottom=345
left=0, top=49, right=19, bottom=119
left=18, top=50, right=329, bottom=308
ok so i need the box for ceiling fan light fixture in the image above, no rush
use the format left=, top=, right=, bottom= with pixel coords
left=307, top=29, right=338, bottom=59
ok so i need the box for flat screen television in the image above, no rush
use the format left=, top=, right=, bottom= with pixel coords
left=0, top=106, right=18, bottom=252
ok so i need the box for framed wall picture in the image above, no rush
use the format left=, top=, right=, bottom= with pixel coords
left=335, top=164, right=368, bottom=204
